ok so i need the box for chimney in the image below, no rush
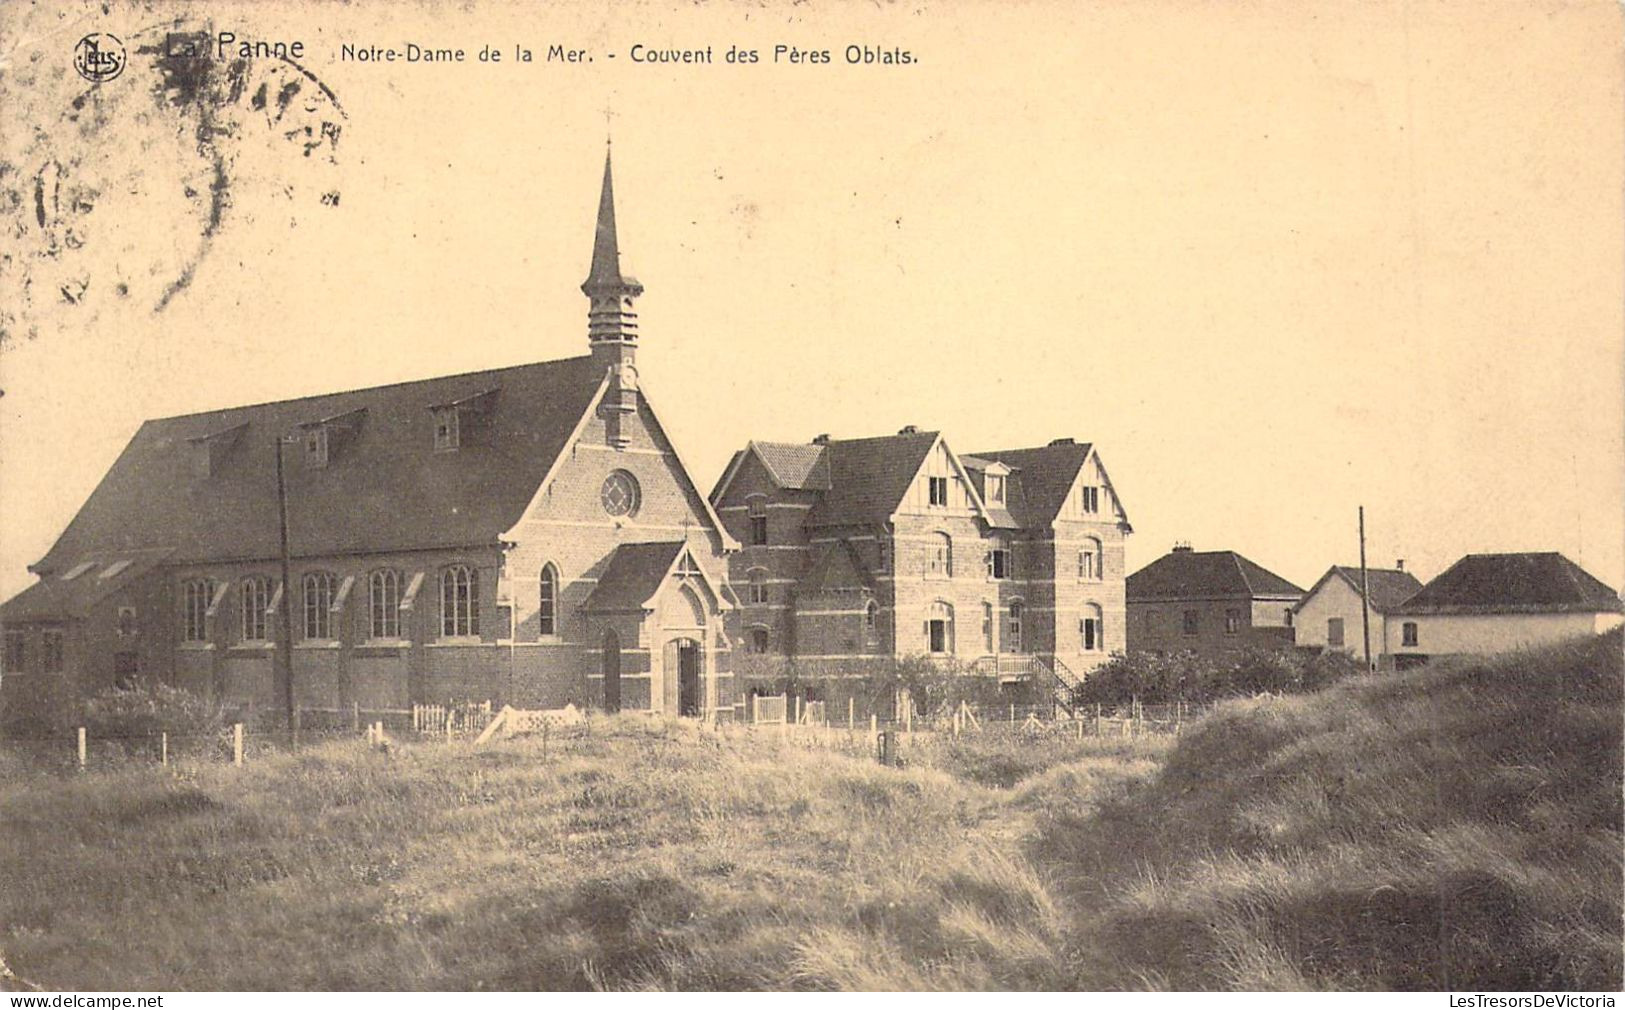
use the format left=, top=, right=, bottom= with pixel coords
left=1172, top=541, right=1193, bottom=553
left=1395, top=559, right=1405, bottom=572
left=898, top=425, right=918, bottom=435
left=1049, top=437, right=1075, bottom=446
left=811, top=433, right=831, bottom=445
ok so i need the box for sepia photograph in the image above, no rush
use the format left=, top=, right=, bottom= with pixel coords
left=0, top=0, right=1621, bottom=996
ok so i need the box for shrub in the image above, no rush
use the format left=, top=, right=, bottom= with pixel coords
left=1077, top=646, right=1362, bottom=706
left=80, top=682, right=226, bottom=742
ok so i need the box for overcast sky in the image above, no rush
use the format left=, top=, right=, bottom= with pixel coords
left=2, top=0, right=1621, bottom=600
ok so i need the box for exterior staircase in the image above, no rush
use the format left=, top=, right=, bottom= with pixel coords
left=971, top=653, right=1082, bottom=717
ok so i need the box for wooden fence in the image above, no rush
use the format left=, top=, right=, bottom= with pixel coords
left=411, top=701, right=493, bottom=736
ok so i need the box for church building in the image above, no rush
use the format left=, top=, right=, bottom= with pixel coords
left=0, top=153, right=739, bottom=723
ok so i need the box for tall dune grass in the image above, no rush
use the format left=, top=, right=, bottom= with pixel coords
left=1044, top=630, right=1623, bottom=990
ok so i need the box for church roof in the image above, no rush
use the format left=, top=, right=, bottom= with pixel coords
left=1391, top=552, right=1622, bottom=616
left=1298, top=566, right=1424, bottom=614
left=579, top=541, right=687, bottom=613
left=1128, top=549, right=1305, bottom=602
left=29, top=356, right=605, bottom=573
left=0, top=549, right=171, bottom=623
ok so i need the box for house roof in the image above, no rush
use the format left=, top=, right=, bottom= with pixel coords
left=1392, top=552, right=1623, bottom=616
left=1127, top=549, right=1305, bottom=602
left=1298, top=566, right=1424, bottom=614
left=965, top=442, right=1095, bottom=528
left=579, top=542, right=687, bottom=612
left=751, top=441, right=832, bottom=490
left=805, top=431, right=940, bottom=527
left=797, top=539, right=875, bottom=595
left=0, top=549, right=172, bottom=623
left=30, top=356, right=605, bottom=573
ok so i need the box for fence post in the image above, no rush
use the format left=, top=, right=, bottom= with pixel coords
left=161, top=731, right=169, bottom=767
left=233, top=723, right=244, bottom=766
left=1009, top=703, right=1015, bottom=727
left=848, top=697, right=855, bottom=732
left=77, top=726, right=86, bottom=770
left=355, top=702, right=362, bottom=733
left=870, top=712, right=877, bottom=740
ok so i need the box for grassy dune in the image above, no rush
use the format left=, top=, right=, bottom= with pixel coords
left=0, top=719, right=1163, bottom=990
left=1, top=631, right=1617, bottom=990
left=1044, top=629, right=1624, bottom=990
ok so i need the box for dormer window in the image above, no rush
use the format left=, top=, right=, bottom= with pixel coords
left=428, top=388, right=499, bottom=452
left=985, top=474, right=1006, bottom=504
left=298, top=408, right=365, bottom=468
left=186, top=422, right=247, bottom=478
left=303, top=426, right=329, bottom=468
left=61, top=562, right=96, bottom=581
left=433, top=407, right=459, bottom=451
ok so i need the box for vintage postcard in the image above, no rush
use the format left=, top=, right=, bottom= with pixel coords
left=1, top=0, right=1621, bottom=996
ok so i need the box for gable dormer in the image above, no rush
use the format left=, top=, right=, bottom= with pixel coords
left=185, top=421, right=248, bottom=478
left=904, top=438, right=978, bottom=514
left=298, top=407, right=367, bottom=469
left=428, top=388, right=500, bottom=452
left=1061, top=451, right=1129, bottom=527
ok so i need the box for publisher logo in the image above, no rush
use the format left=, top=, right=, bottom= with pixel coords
left=73, top=33, right=126, bottom=83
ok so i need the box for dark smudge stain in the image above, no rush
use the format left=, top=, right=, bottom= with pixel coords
left=275, top=79, right=301, bottom=119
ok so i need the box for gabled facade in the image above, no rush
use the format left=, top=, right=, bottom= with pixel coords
left=709, top=431, right=1132, bottom=685
left=1125, top=546, right=1304, bottom=657
left=1293, top=564, right=1423, bottom=667
left=1386, top=552, right=1623, bottom=665
left=0, top=152, right=738, bottom=724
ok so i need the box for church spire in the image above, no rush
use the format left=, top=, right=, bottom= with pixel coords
left=583, top=148, right=640, bottom=299
left=583, top=148, right=644, bottom=358
left=583, top=147, right=642, bottom=448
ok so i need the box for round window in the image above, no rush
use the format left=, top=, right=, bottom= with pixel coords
left=600, top=470, right=641, bottom=517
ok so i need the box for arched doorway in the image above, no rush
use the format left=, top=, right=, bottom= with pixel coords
left=601, top=629, right=622, bottom=713
left=661, top=636, right=705, bottom=716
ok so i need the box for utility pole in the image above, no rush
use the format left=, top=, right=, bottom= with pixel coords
left=1358, top=505, right=1373, bottom=674
left=275, top=436, right=298, bottom=740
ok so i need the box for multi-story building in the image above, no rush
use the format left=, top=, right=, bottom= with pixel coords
left=709, top=430, right=1133, bottom=697
left=1125, top=546, right=1303, bottom=657
left=0, top=153, right=739, bottom=724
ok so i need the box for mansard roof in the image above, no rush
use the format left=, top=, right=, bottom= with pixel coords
left=1128, top=549, right=1305, bottom=602
left=1297, top=566, right=1424, bottom=614
left=30, top=356, right=605, bottom=573
left=1391, top=552, right=1622, bottom=616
